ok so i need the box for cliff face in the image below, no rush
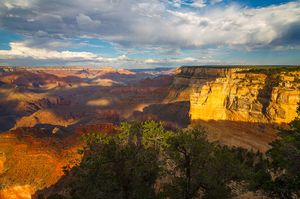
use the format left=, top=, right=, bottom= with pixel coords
left=0, top=124, right=116, bottom=199
left=172, top=67, right=300, bottom=124
left=0, top=129, right=78, bottom=199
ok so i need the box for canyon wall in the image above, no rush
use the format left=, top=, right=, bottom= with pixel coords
left=171, top=66, right=300, bottom=124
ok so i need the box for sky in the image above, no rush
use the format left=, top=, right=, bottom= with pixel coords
left=0, top=0, right=300, bottom=68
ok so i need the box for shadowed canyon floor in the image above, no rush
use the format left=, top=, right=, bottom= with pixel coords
left=0, top=66, right=299, bottom=198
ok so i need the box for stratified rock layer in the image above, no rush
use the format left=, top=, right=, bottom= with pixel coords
left=0, top=124, right=116, bottom=199
left=172, top=66, right=300, bottom=124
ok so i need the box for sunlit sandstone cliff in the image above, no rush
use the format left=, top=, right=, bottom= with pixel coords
left=170, top=66, right=300, bottom=124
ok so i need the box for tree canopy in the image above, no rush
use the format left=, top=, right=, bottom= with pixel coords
left=43, top=108, right=300, bottom=199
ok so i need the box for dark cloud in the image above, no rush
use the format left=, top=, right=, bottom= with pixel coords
left=271, top=22, right=300, bottom=46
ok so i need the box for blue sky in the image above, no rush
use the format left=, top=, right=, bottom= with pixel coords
left=0, top=0, right=299, bottom=68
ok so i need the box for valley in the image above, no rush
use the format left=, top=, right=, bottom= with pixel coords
left=0, top=66, right=299, bottom=198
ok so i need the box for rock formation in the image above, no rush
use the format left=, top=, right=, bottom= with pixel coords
left=0, top=66, right=299, bottom=198
left=171, top=66, right=300, bottom=124
left=0, top=124, right=116, bottom=199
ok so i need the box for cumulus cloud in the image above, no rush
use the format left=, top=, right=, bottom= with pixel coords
left=166, top=3, right=300, bottom=48
left=210, top=0, right=223, bottom=5
left=144, top=57, right=199, bottom=64
left=192, top=0, right=207, bottom=8
left=0, top=42, right=220, bottom=67
left=0, top=0, right=299, bottom=50
left=0, top=42, right=98, bottom=60
left=0, top=0, right=299, bottom=67
left=2, top=0, right=36, bottom=9
left=76, top=13, right=101, bottom=30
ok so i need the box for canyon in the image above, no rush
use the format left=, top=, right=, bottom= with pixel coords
left=169, top=66, right=300, bottom=151
left=174, top=67, right=300, bottom=123
left=0, top=66, right=299, bottom=198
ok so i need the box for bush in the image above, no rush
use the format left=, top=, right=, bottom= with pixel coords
left=49, top=114, right=300, bottom=199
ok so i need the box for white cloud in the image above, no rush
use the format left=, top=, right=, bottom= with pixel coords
left=165, top=2, right=300, bottom=48
left=143, top=56, right=219, bottom=64
left=210, top=0, right=223, bottom=5
left=0, top=42, right=98, bottom=60
left=0, top=42, right=122, bottom=62
left=2, top=0, right=36, bottom=9
left=0, top=0, right=299, bottom=51
left=0, top=42, right=221, bottom=67
left=76, top=13, right=101, bottom=30
left=109, top=1, right=299, bottom=48
left=170, top=0, right=182, bottom=8
left=169, top=0, right=210, bottom=8
left=192, top=0, right=207, bottom=8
